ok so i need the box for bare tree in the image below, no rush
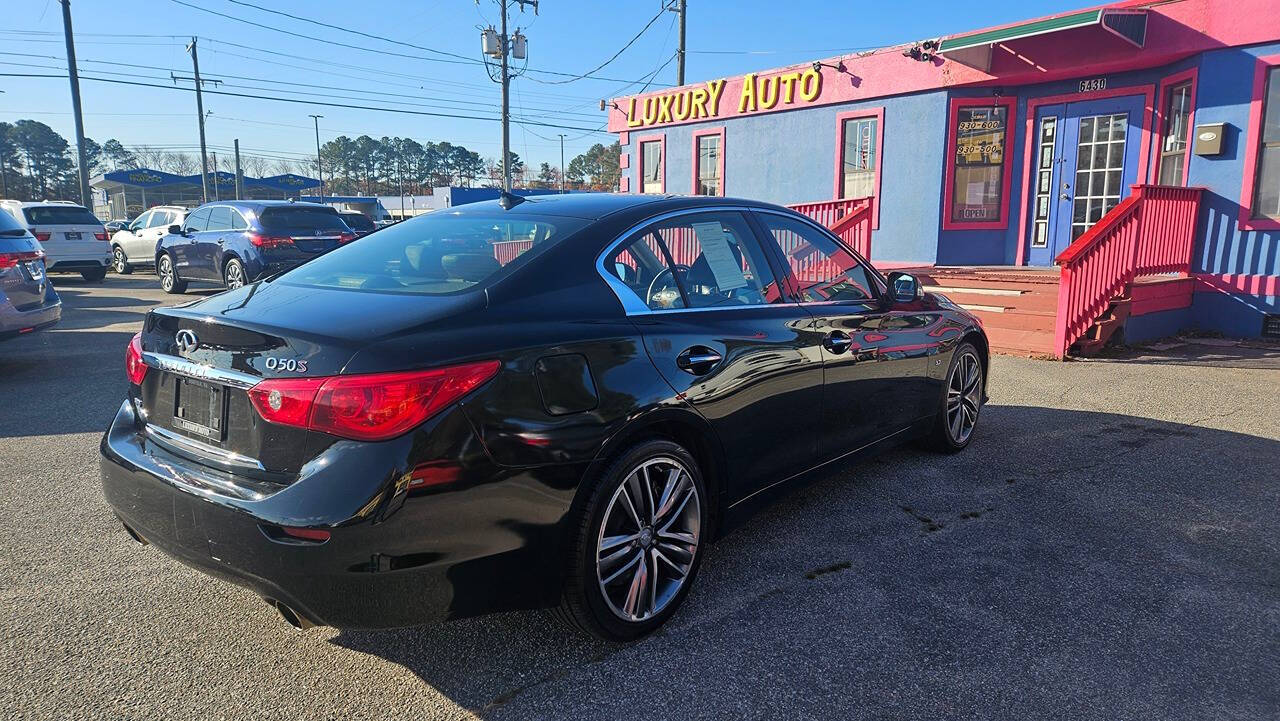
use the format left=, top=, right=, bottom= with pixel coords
left=162, top=152, right=198, bottom=175
left=244, top=154, right=271, bottom=178
left=133, top=145, right=166, bottom=170
left=272, top=158, right=296, bottom=176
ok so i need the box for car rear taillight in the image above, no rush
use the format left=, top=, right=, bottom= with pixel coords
left=338, top=232, right=357, bottom=244
left=33, top=230, right=51, bottom=242
left=94, top=230, right=109, bottom=241
left=0, top=249, right=43, bottom=269
left=125, top=332, right=147, bottom=385
left=248, top=233, right=294, bottom=249
left=247, top=360, right=500, bottom=441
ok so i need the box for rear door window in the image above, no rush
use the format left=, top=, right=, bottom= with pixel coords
left=229, top=211, right=247, bottom=231
left=23, top=206, right=100, bottom=225
left=148, top=211, right=172, bottom=228
left=206, top=207, right=234, bottom=232
left=260, top=206, right=347, bottom=235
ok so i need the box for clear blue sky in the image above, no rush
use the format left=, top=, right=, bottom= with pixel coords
left=1, top=0, right=1087, bottom=174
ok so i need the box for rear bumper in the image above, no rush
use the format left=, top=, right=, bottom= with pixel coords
left=0, top=295, right=61, bottom=340
left=99, top=399, right=579, bottom=628
left=48, top=257, right=110, bottom=271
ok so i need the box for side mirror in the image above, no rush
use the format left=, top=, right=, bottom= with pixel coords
left=168, top=224, right=184, bottom=236
left=886, top=272, right=921, bottom=304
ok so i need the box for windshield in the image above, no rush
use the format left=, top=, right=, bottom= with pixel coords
left=281, top=212, right=587, bottom=295
left=23, top=206, right=101, bottom=226
left=340, top=212, right=375, bottom=231
left=259, top=206, right=348, bottom=235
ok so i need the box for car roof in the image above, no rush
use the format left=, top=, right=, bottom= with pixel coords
left=195, top=200, right=334, bottom=211
left=441, top=192, right=784, bottom=222
left=9, top=201, right=89, bottom=209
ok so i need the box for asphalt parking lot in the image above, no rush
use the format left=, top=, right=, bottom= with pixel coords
left=2, top=275, right=1278, bottom=720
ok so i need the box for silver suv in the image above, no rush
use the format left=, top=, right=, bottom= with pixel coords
left=110, top=205, right=187, bottom=274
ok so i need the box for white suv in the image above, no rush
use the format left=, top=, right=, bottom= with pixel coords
left=0, top=200, right=112, bottom=282
left=109, top=205, right=187, bottom=274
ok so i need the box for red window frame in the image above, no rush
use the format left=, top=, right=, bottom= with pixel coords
left=1240, top=53, right=1280, bottom=231
left=690, top=126, right=726, bottom=196
left=636, top=133, right=666, bottom=194
left=832, top=107, right=884, bottom=229
left=1151, top=67, right=1199, bottom=186
left=942, top=96, right=1017, bottom=231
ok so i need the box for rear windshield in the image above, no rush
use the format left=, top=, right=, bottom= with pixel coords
left=339, top=212, right=375, bottom=231
left=259, top=206, right=347, bottom=234
left=281, top=212, right=587, bottom=295
left=0, top=208, right=29, bottom=235
left=23, top=206, right=101, bottom=226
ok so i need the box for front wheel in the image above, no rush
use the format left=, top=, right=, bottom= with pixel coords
left=555, top=439, right=707, bottom=641
left=157, top=254, right=187, bottom=294
left=112, top=246, right=132, bottom=274
left=920, top=341, right=984, bottom=452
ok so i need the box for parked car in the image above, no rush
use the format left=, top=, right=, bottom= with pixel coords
left=155, top=200, right=356, bottom=293
left=100, top=193, right=988, bottom=640
left=0, top=200, right=111, bottom=281
left=0, top=205, right=60, bottom=340
left=337, top=211, right=376, bottom=238
left=110, top=205, right=187, bottom=274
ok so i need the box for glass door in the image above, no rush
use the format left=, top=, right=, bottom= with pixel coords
left=1026, top=95, right=1145, bottom=266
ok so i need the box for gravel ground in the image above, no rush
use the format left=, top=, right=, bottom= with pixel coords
left=2, top=276, right=1277, bottom=720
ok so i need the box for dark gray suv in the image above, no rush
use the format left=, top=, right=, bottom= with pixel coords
left=0, top=208, right=60, bottom=341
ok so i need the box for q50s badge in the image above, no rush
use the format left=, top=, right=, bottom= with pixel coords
left=264, top=357, right=308, bottom=373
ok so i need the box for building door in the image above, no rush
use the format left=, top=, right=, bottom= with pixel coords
left=1027, top=95, right=1145, bottom=266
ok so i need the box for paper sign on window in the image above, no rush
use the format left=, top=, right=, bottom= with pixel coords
left=691, top=221, right=749, bottom=290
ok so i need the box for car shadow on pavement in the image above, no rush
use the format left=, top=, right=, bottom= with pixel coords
left=326, top=405, right=1280, bottom=720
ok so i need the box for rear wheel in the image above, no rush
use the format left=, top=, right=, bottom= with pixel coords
left=556, top=439, right=706, bottom=641
left=921, top=342, right=984, bottom=452
left=80, top=266, right=107, bottom=282
left=157, top=254, right=186, bottom=294
left=223, top=258, right=246, bottom=290
left=112, top=246, right=132, bottom=274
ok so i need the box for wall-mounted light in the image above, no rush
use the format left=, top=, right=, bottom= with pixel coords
left=812, top=60, right=847, bottom=74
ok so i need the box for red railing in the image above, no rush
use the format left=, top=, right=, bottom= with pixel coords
left=787, top=197, right=874, bottom=260
left=492, top=239, right=533, bottom=265
left=1053, top=184, right=1203, bottom=358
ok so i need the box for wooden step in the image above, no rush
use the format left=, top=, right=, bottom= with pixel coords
left=983, top=326, right=1056, bottom=357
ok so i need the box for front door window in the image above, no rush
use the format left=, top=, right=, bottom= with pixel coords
left=1071, top=113, right=1128, bottom=240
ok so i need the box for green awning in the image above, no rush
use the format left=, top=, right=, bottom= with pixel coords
left=938, top=8, right=1147, bottom=72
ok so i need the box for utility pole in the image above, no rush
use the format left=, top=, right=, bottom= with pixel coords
left=397, top=154, right=405, bottom=219
left=676, top=0, right=687, bottom=86
left=558, top=134, right=565, bottom=192
left=177, top=37, right=213, bottom=203
left=482, top=0, right=535, bottom=195
left=309, top=114, right=324, bottom=201
left=211, top=151, right=219, bottom=201
left=233, top=139, right=243, bottom=200
left=60, top=0, right=91, bottom=206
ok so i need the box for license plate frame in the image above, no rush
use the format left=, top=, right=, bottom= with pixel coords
left=173, top=377, right=226, bottom=442
left=23, top=261, right=44, bottom=281
left=64, top=231, right=81, bottom=240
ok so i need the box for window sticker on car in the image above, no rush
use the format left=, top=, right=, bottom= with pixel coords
left=691, top=221, right=749, bottom=290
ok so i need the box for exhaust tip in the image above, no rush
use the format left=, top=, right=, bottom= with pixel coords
left=266, top=599, right=317, bottom=630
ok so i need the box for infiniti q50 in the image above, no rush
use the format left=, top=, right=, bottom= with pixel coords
left=100, top=193, right=987, bottom=641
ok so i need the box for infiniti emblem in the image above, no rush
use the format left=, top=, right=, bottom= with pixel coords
left=174, top=329, right=199, bottom=357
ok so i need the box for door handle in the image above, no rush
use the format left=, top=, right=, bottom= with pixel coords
left=676, top=346, right=722, bottom=375
left=823, top=330, right=853, bottom=354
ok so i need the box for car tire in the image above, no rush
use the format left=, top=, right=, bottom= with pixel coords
left=223, top=257, right=246, bottom=290
left=80, top=266, right=107, bottom=282
left=920, top=341, right=984, bottom=453
left=157, top=253, right=187, bottom=294
left=112, top=246, right=132, bottom=274
left=555, top=438, right=707, bottom=642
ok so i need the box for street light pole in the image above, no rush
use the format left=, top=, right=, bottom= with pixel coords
left=309, top=114, right=324, bottom=201
left=558, top=133, right=566, bottom=192
left=59, top=0, right=92, bottom=206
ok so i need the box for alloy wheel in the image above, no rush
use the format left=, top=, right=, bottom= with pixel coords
left=113, top=247, right=126, bottom=273
left=159, top=256, right=173, bottom=291
left=946, top=351, right=982, bottom=444
left=225, top=261, right=244, bottom=289
left=596, top=456, right=701, bottom=623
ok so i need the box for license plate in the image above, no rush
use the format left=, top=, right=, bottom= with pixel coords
left=173, top=378, right=225, bottom=441
left=64, top=232, right=81, bottom=240
left=23, top=261, right=44, bottom=281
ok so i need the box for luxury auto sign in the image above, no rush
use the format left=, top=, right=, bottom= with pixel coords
left=622, top=68, right=824, bottom=129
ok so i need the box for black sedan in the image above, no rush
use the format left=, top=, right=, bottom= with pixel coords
left=100, top=193, right=988, bottom=641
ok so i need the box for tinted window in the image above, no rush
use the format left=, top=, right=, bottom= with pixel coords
left=0, top=206, right=28, bottom=234
left=22, top=205, right=100, bottom=225
left=185, top=208, right=211, bottom=232
left=607, top=211, right=780, bottom=310
left=229, top=211, right=247, bottom=230
left=282, top=212, right=587, bottom=295
left=206, top=207, right=234, bottom=231
left=260, top=206, right=347, bottom=234
left=340, top=212, right=375, bottom=231
left=758, top=214, right=880, bottom=303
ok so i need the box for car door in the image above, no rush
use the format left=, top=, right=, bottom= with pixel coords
left=751, top=210, right=936, bottom=461
left=118, top=210, right=152, bottom=261
left=197, top=206, right=233, bottom=279
left=604, top=208, right=827, bottom=500
left=173, top=207, right=209, bottom=275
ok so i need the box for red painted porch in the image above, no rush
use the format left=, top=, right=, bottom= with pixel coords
left=787, top=184, right=1204, bottom=358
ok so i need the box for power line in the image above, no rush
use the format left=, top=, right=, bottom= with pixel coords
left=528, top=3, right=670, bottom=85
left=0, top=72, right=612, bottom=134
